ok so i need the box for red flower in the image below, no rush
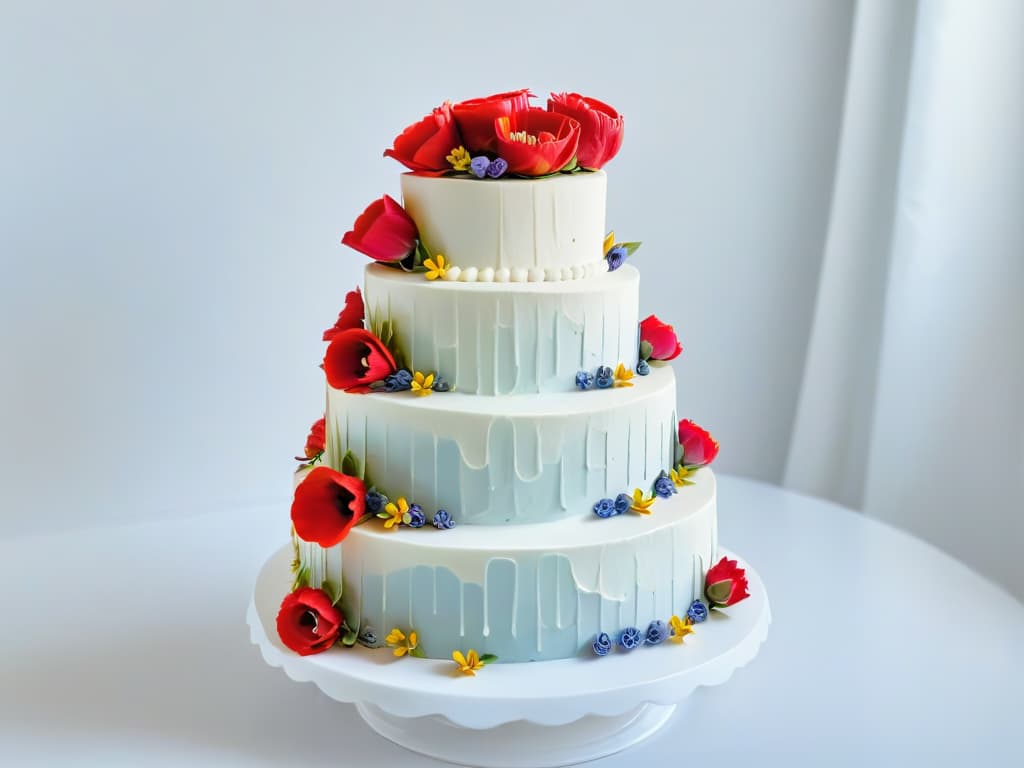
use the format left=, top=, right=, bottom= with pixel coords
left=276, top=586, right=343, bottom=656
left=323, top=328, right=397, bottom=393
left=452, top=88, right=533, bottom=154
left=299, top=417, right=326, bottom=460
left=323, top=287, right=365, bottom=342
left=640, top=315, right=683, bottom=361
left=341, top=195, right=418, bottom=263
left=494, top=109, right=581, bottom=177
left=678, top=419, right=719, bottom=467
left=546, top=92, right=624, bottom=170
left=704, top=557, right=750, bottom=608
left=291, top=466, right=366, bottom=547
left=384, top=101, right=462, bottom=173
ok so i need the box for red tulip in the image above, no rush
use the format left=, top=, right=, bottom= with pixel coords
left=322, top=287, right=364, bottom=342
left=384, top=101, right=462, bottom=173
left=301, top=417, right=326, bottom=460
left=678, top=419, right=719, bottom=467
left=640, top=315, right=683, bottom=361
left=452, top=88, right=533, bottom=154
left=341, top=195, right=418, bottom=263
left=276, top=586, right=343, bottom=656
left=704, top=557, right=750, bottom=607
left=494, top=109, right=581, bottom=177
left=291, top=466, right=366, bottom=548
left=546, top=92, right=624, bottom=169
left=323, top=328, right=397, bottom=393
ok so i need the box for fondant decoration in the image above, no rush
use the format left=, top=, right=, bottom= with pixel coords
left=410, top=371, right=435, bottom=396
left=547, top=92, right=625, bottom=170
left=365, top=489, right=388, bottom=513
left=432, top=509, right=455, bottom=529
left=445, top=145, right=471, bottom=172
left=495, top=108, right=580, bottom=176
left=323, top=328, right=398, bottom=393
left=403, top=503, right=427, bottom=528
left=613, top=363, right=634, bottom=388
left=452, top=649, right=496, bottom=676
left=291, top=466, right=366, bottom=547
left=380, top=497, right=410, bottom=530
left=423, top=255, right=449, bottom=281
left=653, top=472, right=676, bottom=499
left=342, top=195, right=418, bottom=263
left=677, top=419, right=720, bottom=468
left=640, top=315, right=683, bottom=362
left=670, top=466, right=695, bottom=488
left=276, top=587, right=343, bottom=656
left=595, top=365, right=613, bottom=388
left=704, top=557, right=751, bottom=608
left=384, top=101, right=461, bottom=173
left=618, top=627, right=643, bottom=651
left=629, top=488, right=656, bottom=514
left=451, top=88, right=533, bottom=154
left=602, top=230, right=641, bottom=272
left=575, top=371, right=595, bottom=390
left=669, top=615, right=695, bottom=644
left=485, top=158, right=508, bottom=178
left=637, top=359, right=651, bottom=376
left=295, top=416, right=325, bottom=466
left=686, top=599, right=709, bottom=624
left=645, top=619, right=670, bottom=645
left=593, top=498, right=616, bottom=518
left=592, top=632, right=612, bottom=656
left=385, top=627, right=424, bottom=658
left=322, top=288, right=365, bottom=341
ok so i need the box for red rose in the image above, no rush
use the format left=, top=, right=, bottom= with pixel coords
left=452, top=88, right=533, bottom=154
left=276, top=586, right=343, bottom=656
left=546, top=92, right=624, bottom=170
left=300, top=417, right=326, bottom=460
left=323, top=287, right=365, bottom=342
left=494, top=109, right=581, bottom=177
left=341, top=195, right=418, bottom=263
left=323, top=328, right=397, bottom=393
left=384, top=101, right=462, bottom=173
left=640, top=315, right=683, bottom=361
left=678, top=419, right=719, bottom=467
left=291, top=466, right=366, bottom=547
left=704, top=557, right=750, bottom=608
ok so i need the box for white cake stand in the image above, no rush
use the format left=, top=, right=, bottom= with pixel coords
left=248, top=544, right=770, bottom=768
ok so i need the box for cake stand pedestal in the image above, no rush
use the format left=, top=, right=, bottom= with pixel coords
left=248, top=545, right=770, bottom=767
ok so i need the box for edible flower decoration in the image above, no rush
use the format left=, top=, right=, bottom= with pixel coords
left=591, top=616, right=699, bottom=658
left=276, top=587, right=343, bottom=656
left=640, top=315, right=683, bottom=362
left=446, top=145, right=471, bottom=171
left=613, top=363, right=634, bottom=388
left=574, top=363, right=635, bottom=391
left=668, top=615, right=695, bottom=644
left=495, top=108, right=580, bottom=176
left=452, top=649, right=498, bottom=676
left=322, top=288, right=365, bottom=342
left=705, top=557, right=751, bottom=608
left=410, top=371, right=435, bottom=396
left=380, top=496, right=410, bottom=530
left=547, top=92, right=625, bottom=170
left=451, top=88, right=533, bottom=154
left=385, top=627, right=424, bottom=658
left=383, top=101, right=462, bottom=173
left=341, top=194, right=418, bottom=264
left=291, top=466, right=366, bottom=547
left=677, top=419, right=720, bottom=469
left=629, top=488, right=656, bottom=515
left=603, top=230, right=642, bottom=272
left=295, top=416, right=325, bottom=466
left=323, top=328, right=398, bottom=393
left=423, top=254, right=449, bottom=281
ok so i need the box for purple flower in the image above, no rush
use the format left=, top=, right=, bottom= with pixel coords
left=646, top=620, right=670, bottom=645
left=593, top=498, right=616, bottom=518
left=403, top=503, right=426, bottom=528
left=592, top=632, right=612, bottom=656
left=618, top=626, right=643, bottom=651
left=470, top=156, right=490, bottom=179
left=595, top=365, right=614, bottom=389
left=606, top=245, right=627, bottom=272
left=687, top=600, right=709, bottom=624
left=486, top=157, right=508, bottom=178
left=365, top=490, right=388, bottom=514
left=432, top=509, right=456, bottom=529
left=613, top=493, right=632, bottom=515
left=637, top=359, right=650, bottom=376
left=575, top=370, right=595, bottom=390
left=654, top=472, right=675, bottom=499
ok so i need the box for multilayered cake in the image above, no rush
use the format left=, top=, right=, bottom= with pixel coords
left=277, top=89, right=749, bottom=669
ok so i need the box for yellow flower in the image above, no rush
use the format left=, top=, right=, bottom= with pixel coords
left=630, top=488, right=656, bottom=514
left=411, top=371, right=435, bottom=396
left=669, top=615, right=695, bottom=644
left=424, top=254, right=448, bottom=281
left=386, top=627, right=419, bottom=657
left=613, top=363, right=634, bottom=388
left=383, top=497, right=408, bottom=529
left=452, top=649, right=485, bottom=676
left=671, top=465, right=695, bottom=487
left=446, top=145, right=471, bottom=171
left=603, top=231, right=616, bottom=255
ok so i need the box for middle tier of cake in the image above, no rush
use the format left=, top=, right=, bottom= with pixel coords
left=326, top=365, right=678, bottom=525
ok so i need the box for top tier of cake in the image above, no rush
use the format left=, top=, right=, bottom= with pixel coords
left=401, top=171, right=607, bottom=282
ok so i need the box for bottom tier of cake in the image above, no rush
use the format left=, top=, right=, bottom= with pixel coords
left=295, top=470, right=716, bottom=662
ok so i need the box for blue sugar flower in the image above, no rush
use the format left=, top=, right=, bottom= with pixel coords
left=606, top=245, right=627, bottom=272
left=486, top=157, right=509, bottom=178
left=470, top=156, right=490, bottom=179
left=432, top=509, right=456, bottom=529
left=646, top=619, right=670, bottom=645
left=687, top=599, right=709, bottom=624
left=575, top=370, right=595, bottom=390
left=365, top=490, right=388, bottom=514
left=593, top=498, right=616, bottom=518
left=654, top=472, right=676, bottom=499
left=637, top=359, right=650, bottom=376
left=618, top=626, right=643, bottom=651
left=384, top=369, right=413, bottom=392
left=595, top=365, right=614, bottom=389
left=613, top=493, right=632, bottom=515
left=357, top=628, right=378, bottom=648
left=403, top=503, right=426, bottom=528
left=432, top=377, right=451, bottom=392
left=592, top=632, right=612, bottom=656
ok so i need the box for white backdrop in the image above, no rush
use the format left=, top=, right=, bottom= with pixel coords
left=2, top=2, right=1020, bottom=596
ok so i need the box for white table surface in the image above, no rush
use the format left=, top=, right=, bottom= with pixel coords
left=1, top=475, right=1021, bottom=767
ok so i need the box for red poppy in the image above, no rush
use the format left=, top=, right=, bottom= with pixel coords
left=300, top=417, right=325, bottom=460
left=323, top=328, right=397, bottom=393
left=640, top=315, right=683, bottom=361
left=276, top=586, right=343, bottom=656
left=704, top=557, right=750, bottom=607
left=451, top=88, right=533, bottom=154
left=341, top=195, right=418, bottom=263
left=291, top=466, right=366, bottom=547
left=677, top=419, right=720, bottom=468
left=494, top=109, right=580, bottom=177
left=546, top=92, right=624, bottom=170
left=322, top=288, right=365, bottom=342
left=383, top=101, right=463, bottom=173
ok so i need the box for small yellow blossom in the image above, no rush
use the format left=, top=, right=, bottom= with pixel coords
left=383, top=497, right=409, bottom=529
left=411, top=371, right=435, bottom=396
left=386, top=627, right=419, bottom=657
left=424, top=254, right=448, bottom=281
left=630, top=488, right=656, bottom=514
left=613, top=363, right=634, bottom=388
left=446, top=145, right=471, bottom=172
left=603, top=231, right=616, bottom=256
left=669, top=615, right=695, bottom=644
left=452, top=649, right=485, bottom=676
left=670, top=466, right=695, bottom=487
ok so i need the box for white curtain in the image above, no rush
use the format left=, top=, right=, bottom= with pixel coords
left=785, top=0, right=1024, bottom=598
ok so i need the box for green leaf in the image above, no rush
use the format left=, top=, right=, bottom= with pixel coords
left=409, top=646, right=426, bottom=659
left=292, top=564, right=310, bottom=591
left=341, top=450, right=361, bottom=479
left=639, top=340, right=654, bottom=362
left=375, top=511, right=391, bottom=520
left=415, top=239, right=431, bottom=265
left=320, top=578, right=342, bottom=606
left=356, top=512, right=375, bottom=526
left=561, top=156, right=578, bottom=173
left=674, top=442, right=685, bottom=465
left=341, top=628, right=358, bottom=647
left=479, top=654, right=498, bottom=665
left=621, top=241, right=642, bottom=256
